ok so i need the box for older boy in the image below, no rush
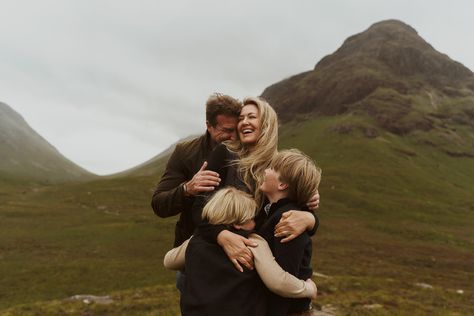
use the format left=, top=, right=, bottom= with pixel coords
left=257, top=149, right=322, bottom=316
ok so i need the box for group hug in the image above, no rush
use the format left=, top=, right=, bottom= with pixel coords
left=151, top=94, right=322, bottom=316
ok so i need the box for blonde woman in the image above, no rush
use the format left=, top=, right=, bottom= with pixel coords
left=164, top=187, right=317, bottom=316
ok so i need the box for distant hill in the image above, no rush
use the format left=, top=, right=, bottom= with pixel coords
left=0, top=102, right=96, bottom=183
left=109, top=134, right=199, bottom=178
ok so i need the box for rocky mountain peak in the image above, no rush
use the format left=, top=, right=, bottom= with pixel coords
left=315, top=19, right=472, bottom=81
left=262, top=19, right=474, bottom=122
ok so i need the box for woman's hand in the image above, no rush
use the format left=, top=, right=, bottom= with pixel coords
left=305, top=278, right=318, bottom=300
left=274, top=211, right=315, bottom=243
left=306, top=190, right=320, bottom=211
left=217, top=230, right=257, bottom=272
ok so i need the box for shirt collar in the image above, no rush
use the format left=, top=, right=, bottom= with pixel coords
left=264, top=197, right=293, bottom=217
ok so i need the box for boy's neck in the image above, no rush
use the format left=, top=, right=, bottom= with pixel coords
left=266, top=191, right=289, bottom=204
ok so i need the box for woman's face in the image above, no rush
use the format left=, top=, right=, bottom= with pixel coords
left=238, top=104, right=261, bottom=146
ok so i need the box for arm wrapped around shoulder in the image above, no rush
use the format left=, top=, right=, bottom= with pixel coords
left=249, top=234, right=317, bottom=299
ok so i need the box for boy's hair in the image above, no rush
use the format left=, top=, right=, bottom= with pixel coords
left=202, top=187, right=256, bottom=225
left=271, top=149, right=322, bottom=207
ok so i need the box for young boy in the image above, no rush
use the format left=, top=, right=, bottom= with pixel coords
left=257, top=149, right=322, bottom=316
left=163, top=187, right=317, bottom=316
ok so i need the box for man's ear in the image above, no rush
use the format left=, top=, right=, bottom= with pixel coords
left=206, top=120, right=211, bottom=130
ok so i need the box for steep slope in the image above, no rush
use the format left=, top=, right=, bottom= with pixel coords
left=262, top=20, right=474, bottom=136
left=0, top=102, right=96, bottom=183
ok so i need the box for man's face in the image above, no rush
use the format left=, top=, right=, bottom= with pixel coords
left=207, top=114, right=238, bottom=144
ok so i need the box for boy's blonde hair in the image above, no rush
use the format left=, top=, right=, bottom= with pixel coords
left=271, top=149, right=322, bottom=207
left=202, top=187, right=257, bottom=225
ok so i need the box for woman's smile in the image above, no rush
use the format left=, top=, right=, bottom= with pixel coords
left=238, top=104, right=260, bottom=145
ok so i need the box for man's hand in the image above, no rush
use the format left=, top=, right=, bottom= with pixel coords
left=274, top=211, right=315, bottom=243
left=185, top=161, right=221, bottom=196
left=306, top=190, right=320, bottom=211
left=217, top=230, right=257, bottom=272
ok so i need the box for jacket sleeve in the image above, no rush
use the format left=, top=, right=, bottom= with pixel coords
left=151, top=144, right=194, bottom=218
left=249, top=234, right=315, bottom=299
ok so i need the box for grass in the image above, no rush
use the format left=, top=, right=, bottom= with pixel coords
left=1, top=284, right=180, bottom=316
left=0, top=176, right=177, bottom=309
left=1, top=115, right=473, bottom=315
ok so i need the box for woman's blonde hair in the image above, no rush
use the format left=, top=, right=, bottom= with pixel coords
left=226, top=97, right=279, bottom=207
left=271, top=149, right=322, bottom=207
left=202, top=187, right=257, bottom=225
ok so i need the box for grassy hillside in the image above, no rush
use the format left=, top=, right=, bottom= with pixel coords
left=1, top=114, right=473, bottom=315
left=0, top=102, right=96, bottom=183
left=278, top=115, right=474, bottom=314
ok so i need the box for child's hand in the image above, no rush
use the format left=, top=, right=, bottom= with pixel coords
left=307, top=190, right=320, bottom=211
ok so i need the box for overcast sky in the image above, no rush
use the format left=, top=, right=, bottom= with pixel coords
left=1, top=0, right=473, bottom=175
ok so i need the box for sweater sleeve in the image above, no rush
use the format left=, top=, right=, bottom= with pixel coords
left=163, top=238, right=191, bottom=270
left=249, top=234, right=315, bottom=299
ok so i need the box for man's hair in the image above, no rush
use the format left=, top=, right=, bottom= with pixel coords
left=202, top=187, right=256, bottom=225
left=271, top=149, right=322, bottom=207
left=206, top=93, right=241, bottom=127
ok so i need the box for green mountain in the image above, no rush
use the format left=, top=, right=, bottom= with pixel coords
left=262, top=19, right=474, bottom=128
left=1, top=20, right=473, bottom=315
left=0, top=102, right=96, bottom=183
